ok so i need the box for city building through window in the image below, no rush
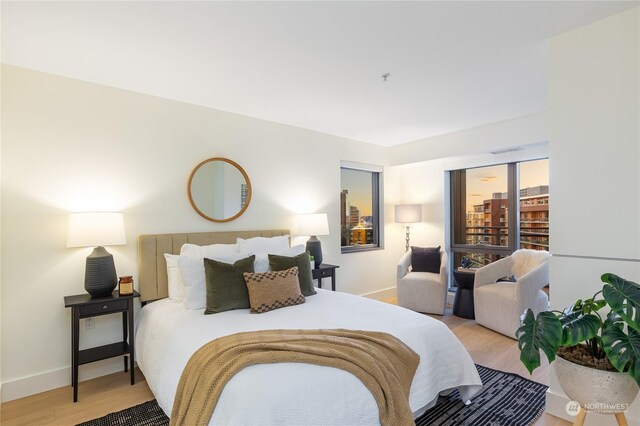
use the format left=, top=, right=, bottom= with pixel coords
left=340, top=162, right=382, bottom=252
left=519, top=160, right=550, bottom=251
left=450, top=159, right=549, bottom=271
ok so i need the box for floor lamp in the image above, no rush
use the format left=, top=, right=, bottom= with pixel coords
left=395, top=204, right=422, bottom=252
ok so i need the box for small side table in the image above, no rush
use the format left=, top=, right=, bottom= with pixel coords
left=64, top=290, right=140, bottom=402
left=453, top=268, right=476, bottom=319
left=312, top=264, right=339, bottom=291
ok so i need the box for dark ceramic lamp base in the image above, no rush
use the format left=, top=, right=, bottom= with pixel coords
left=306, top=236, right=323, bottom=269
left=85, top=246, right=118, bottom=297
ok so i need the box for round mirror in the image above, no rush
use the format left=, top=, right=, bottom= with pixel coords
left=187, top=157, right=252, bottom=222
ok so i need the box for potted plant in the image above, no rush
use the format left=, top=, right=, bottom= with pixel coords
left=516, top=273, right=639, bottom=419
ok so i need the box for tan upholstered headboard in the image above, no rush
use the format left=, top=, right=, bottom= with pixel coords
left=137, top=229, right=289, bottom=302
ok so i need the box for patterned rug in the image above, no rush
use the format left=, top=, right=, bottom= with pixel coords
left=416, top=365, right=548, bottom=426
left=77, top=365, right=547, bottom=426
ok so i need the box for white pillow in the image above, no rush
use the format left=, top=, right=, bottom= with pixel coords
left=164, top=254, right=184, bottom=302
left=244, top=244, right=306, bottom=273
left=178, top=253, right=242, bottom=310
left=236, top=235, right=290, bottom=254
left=511, top=249, right=550, bottom=278
left=180, top=243, right=237, bottom=259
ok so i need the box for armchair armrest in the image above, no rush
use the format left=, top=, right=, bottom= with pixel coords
left=474, top=256, right=514, bottom=289
left=397, top=251, right=412, bottom=281
left=439, top=251, right=449, bottom=289
left=515, top=260, right=549, bottom=303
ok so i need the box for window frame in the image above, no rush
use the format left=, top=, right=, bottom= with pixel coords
left=340, top=161, right=384, bottom=253
left=449, top=163, right=519, bottom=262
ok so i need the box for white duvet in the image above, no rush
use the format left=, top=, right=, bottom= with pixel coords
left=135, top=289, right=482, bottom=425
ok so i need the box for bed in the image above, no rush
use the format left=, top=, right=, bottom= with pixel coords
left=135, top=230, right=483, bottom=425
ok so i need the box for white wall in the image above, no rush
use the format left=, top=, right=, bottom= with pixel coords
left=389, top=112, right=548, bottom=167
left=546, top=7, right=640, bottom=425
left=0, top=65, right=401, bottom=401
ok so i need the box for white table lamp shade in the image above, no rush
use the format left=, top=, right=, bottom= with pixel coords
left=395, top=204, right=422, bottom=224
left=297, top=213, right=330, bottom=236
left=67, top=212, right=126, bottom=248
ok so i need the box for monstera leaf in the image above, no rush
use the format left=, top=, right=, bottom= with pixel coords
left=602, top=273, right=640, bottom=332
left=559, top=311, right=601, bottom=346
left=581, top=298, right=607, bottom=314
left=517, top=309, right=562, bottom=374
left=602, top=325, right=640, bottom=386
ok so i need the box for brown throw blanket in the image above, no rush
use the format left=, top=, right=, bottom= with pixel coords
left=171, top=329, right=420, bottom=426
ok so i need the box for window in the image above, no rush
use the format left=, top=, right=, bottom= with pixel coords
left=519, top=159, right=549, bottom=251
left=340, top=162, right=383, bottom=252
left=449, top=159, right=549, bottom=269
left=453, top=164, right=511, bottom=250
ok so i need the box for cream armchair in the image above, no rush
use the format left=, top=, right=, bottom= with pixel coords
left=397, top=250, right=448, bottom=315
left=474, top=250, right=550, bottom=339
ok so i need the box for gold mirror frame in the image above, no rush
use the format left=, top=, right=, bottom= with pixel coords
left=187, top=157, right=252, bottom=223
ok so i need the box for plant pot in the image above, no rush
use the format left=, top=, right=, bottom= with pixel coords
left=554, top=355, right=639, bottom=412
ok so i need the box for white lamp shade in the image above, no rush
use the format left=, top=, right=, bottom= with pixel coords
left=395, top=204, right=422, bottom=223
left=297, top=213, right=330, bottom=236
left=67, top=212, right=126, bottom=248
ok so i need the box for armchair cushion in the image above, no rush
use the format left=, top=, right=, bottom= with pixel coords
left=411, top=246, right=441, bottom=273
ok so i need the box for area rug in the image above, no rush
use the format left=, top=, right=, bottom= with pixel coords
left=77, top=365, right=547, bottom=426
left=415, top=364, right=548, bottom=426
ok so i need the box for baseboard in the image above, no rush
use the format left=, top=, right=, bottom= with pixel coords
left=361, top=286, right=397, bottom=300
left=1, top=357, right=129, bottom=402
left=546, top=388, right=640, bottom=426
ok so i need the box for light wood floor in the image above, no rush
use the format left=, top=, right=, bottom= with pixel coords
left=1, top=298, right=570, bottom=426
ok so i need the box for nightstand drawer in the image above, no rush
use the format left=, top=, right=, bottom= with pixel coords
left=315, top=268, right=333, bottom=278
left=79, top=299, right=127, bottom=316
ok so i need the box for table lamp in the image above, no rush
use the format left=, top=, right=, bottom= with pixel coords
left=395, top=204, right=422, bottom=252
left=67, top=212, right=126, bottom=297
left=297, top=213, right=329, bottom=268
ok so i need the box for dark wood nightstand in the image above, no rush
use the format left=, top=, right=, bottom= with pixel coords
left=64, top=290, right=140, bottom=402
left=312, top=264, right=339, bottom=291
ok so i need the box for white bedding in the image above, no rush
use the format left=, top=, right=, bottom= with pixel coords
left=135, top=289, right=482, bottom=425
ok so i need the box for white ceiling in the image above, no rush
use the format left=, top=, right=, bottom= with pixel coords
left=2, top=1, right=637, bottom=146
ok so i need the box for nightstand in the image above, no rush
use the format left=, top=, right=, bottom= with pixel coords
left=312, top=263, right=339, bottom=291
left=64, top=290, right=140, bottom=402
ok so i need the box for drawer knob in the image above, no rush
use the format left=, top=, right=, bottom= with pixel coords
left=102, top=305, right=108, bottom=310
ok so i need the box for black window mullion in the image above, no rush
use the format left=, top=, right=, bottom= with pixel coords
left=507, top=163, right=519, bottom=251
left=372, top=172, right=379, bottom=246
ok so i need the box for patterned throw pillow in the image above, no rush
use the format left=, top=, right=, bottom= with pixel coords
left=243, top=267, right=306, bottom=314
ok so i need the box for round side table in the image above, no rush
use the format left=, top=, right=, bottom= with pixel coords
left=453, top=268, right=476, bottom=319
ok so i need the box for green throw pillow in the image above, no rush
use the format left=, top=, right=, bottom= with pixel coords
left=268, top=252, right=317, bottom=297
left=204, top=255, right=255, bottom=314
